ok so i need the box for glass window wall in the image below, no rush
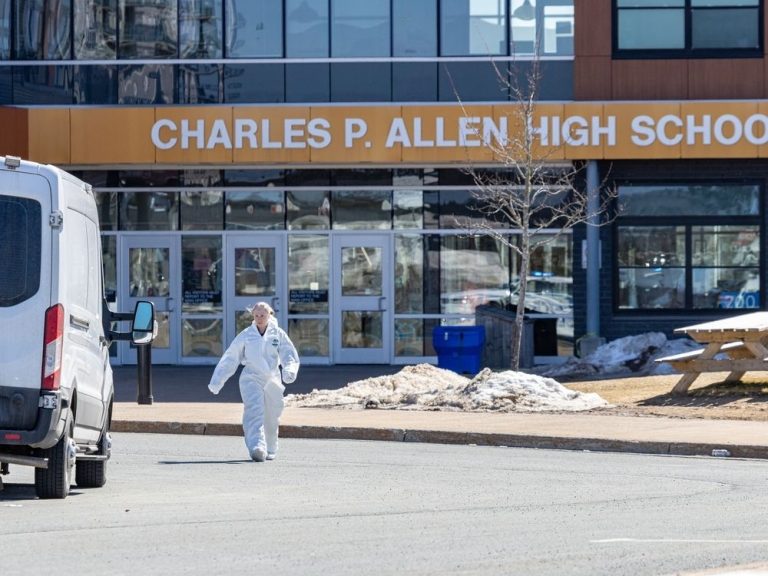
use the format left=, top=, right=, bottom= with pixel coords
left=288, top=234, right=329, bottom=314
left=118, top=192, right=179, bottom=230
left=331, top=0, right=390, bottom=57
left=225, top=190, right=285, bottom=230
left=14, top=0, right=72, bottom=60
left=286, top=0, right=329, bottom=57
left=74, top=0, right=117, bottom=59
left=226, top=0, right=283, bottom=57
left=393, top=0, right=436, bottom=57
left=616, top=0, right=760, bottom=54
left=0, top=0, right=9, bottom=59
left=441, top=0, right=506, bottom=56
left=179, top=0, right=223, bottom=58
left=181, top=235, right=222, bottom=313
left=118, top=0, right=177, bottom=58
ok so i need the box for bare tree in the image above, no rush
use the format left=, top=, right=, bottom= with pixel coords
left=451, top=59, right=616, bottom=370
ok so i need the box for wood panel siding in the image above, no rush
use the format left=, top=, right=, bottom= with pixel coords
left=574, top=56, right=612, bottom=100
left=0, top=107, right=29, bottom=158
left=688, top=60, right=765, bottom=99
left=575, top=0, right=611, bottom=57
left=612, top=60, right=689, bottom=100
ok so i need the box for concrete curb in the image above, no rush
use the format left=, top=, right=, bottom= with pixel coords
left=110, top=420, right=768, bottom=459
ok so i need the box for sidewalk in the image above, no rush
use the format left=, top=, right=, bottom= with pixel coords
left=111, top=365, right=768, bottom=459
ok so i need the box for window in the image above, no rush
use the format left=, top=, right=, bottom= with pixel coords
left=14, top=0, right=72, bottom=60
left=616, top=184, right=761, bottom=311
left=226, top=0, right=282, bottom=57
left=331, top=0, right=390, bottom=57
left=0, top=195, right=41, bottom=307
left=286, top=0, right=329, bottom=57
left=441, top=0, right=506, bottom=56
left=511, top=0, right=574, bottom=57
left=615, top=0, right=761, bottom=57
left=179, top=0, right=223, bottom=58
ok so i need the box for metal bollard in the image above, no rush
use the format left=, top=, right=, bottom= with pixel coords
left=137, top=344, right=153, bottom=405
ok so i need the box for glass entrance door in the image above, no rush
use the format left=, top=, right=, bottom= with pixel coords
left=121, top=236, right=179, bottom=364
left=225, top=235, right=286, bottom=346
left=332, top=234, right=391, bottom=364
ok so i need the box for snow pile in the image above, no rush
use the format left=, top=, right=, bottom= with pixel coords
left=540, top=333, right=701, bottom=379
left=285, top=364, right=608, bottom=413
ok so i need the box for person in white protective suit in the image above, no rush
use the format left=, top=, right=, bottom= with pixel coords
left=208, top=302, right=300, bottom=462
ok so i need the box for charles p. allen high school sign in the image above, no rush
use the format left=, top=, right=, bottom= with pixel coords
left=4, top=101, right=768, bottom=166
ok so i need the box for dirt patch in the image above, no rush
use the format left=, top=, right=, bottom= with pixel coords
left=565, top=371, right=768, bottom=421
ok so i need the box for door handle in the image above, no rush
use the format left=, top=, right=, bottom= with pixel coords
left=166, top=297, right=175, bottom=312
left=378, top=296, right=386, bottom=311
left=271, top=296, right=280, bottom=314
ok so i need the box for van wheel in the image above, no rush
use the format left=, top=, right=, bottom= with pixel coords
left=35, top=417, right=75, bottom=499
left=76, top=421, right=110, bottom=488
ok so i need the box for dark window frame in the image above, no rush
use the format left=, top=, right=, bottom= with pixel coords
left=612, top=0, right=764, bottom=59
left=612, top=180, right=764, bottom=314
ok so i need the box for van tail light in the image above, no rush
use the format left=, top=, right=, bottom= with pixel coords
left=42, top=304, right=64, bottom=391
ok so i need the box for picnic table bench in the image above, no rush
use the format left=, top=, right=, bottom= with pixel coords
left=656, top=311, right=768, bottom=395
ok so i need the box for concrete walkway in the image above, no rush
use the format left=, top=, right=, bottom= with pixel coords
left=112, top=365, right=768, bottom=459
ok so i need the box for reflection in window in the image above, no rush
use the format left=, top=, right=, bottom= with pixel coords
left=180, top=191, right=223, bottom=230
left=179, top=0, right=222, bottom=58
left=129, top=248, right=169, bottom=297
left=118, top=64, right=175, bottom=104
left=342, top=246, right=382, bottom=296
left=95, top=191, right=118, bottom=231
left=288, top=235, right=329, bottom=313
left=619, top=229, right=680, bottom=309
left=101, top=235, right=117, bottom=303
left=441, top=0, right=506, bottom=56
left=395, top=234, right=424, bottom=313
left=441, top=235, right=509, bottom=315
left=178, top=64, right=223, bottom=103
left=11, top=66, right=73, bottom=104
left=394, top=190, right=423, bottom=229
left=183, top=319, right=222, bottom=357
left=226, top=0, right=282, bottom=57
left=331, top=0, right=390, bottom=57
left=393, top=0, right=436, bottom=56
left=119, top=192, right=179, bottom=231
left=74, top=0, right=116, bottom=59
left=619, top=184, right=760, bottom=217
left=511, top=0, right=574, bottom=56
left=182, top=236, right=222, bottom=313
left=14, top=0, right=72, bottom=59
left=118, top=0, right=177, bottom=58
left=692, top=225, right=760, bottom=310
left=287, top=190, right=330, bottom=230
left=332, top=190, right=392, bottom=230
left=342, top=311, right=383, bottom=348
left=288, top=319, right=329, bottom=357
left=616, top=0, right=759, bottom=53
left=525, top=234, right=573, bottom=339
left=234, top=248, right=276, bottom=297
left=226, top=190, right=285, bottom=230
left=286, top=0, right=329, bottom=57
left=395, top=319, right=438, bottom=357
left=74, top=64, right=117, bottom=104
left=0, top=0, right=9, bottom=59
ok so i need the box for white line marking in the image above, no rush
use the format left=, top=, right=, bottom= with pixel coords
left=593, top=538, right=768, bottom=544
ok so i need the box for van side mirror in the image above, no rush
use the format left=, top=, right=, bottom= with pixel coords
left=132, top=301, right=156, bottom=345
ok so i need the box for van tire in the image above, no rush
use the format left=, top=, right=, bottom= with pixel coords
left=35, top=417, right=74, bottom=499
left=76, top=421, right=109, bottom=488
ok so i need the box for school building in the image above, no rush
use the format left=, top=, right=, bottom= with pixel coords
left=0, top=0, right=766, bottom=366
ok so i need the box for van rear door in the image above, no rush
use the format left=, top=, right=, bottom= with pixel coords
left=0, top=170, right=52, bottom=430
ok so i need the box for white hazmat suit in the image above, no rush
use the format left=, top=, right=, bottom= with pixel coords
left=208, top=317, right=299, bottom=461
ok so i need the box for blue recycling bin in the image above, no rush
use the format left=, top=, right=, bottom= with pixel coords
left=432, top=326, right=486, bottom=375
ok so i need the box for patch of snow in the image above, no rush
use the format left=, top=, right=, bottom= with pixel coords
left=286, top=364, right=608, bottom=413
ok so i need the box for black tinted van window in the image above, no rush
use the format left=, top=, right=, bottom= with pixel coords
left=0, top=195, right=41, bottom=307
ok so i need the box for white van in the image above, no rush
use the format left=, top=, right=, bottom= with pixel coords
left=0, top=156, right=154, bottom=499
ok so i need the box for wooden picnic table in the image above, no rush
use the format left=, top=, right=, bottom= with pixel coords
left=657, top=311, right=768, bottom=395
